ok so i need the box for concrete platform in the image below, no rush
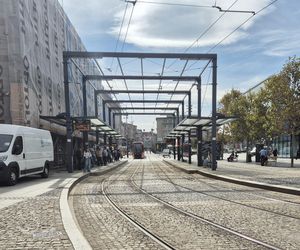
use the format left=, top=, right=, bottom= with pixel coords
left=163, top=156, right=300, bottom=196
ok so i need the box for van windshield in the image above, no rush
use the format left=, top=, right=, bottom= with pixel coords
left=0, top=134, right=13, bottom=152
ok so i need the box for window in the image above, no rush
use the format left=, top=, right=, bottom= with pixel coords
left=12, top=136, right=23, bottom=155
left=0, top=134, right=13, bottom=153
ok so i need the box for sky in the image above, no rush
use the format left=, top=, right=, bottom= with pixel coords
left=59, top=0, right=300, bottom=132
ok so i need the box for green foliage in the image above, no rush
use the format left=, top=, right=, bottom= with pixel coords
left=218, top=56, right=300, bottom=145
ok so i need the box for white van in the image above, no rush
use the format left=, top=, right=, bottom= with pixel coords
left=0, top=124, right=54, bottom=185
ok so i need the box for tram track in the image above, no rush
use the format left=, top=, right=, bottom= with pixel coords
left=102, top=172, right=176, bottom=250
left=129, top=160, right=282, bottom=250
left=71, top=156, right=300, bottom=249
left=102, top=160, right=270, bottom=249
left=150, top=160, right=300, bottom=221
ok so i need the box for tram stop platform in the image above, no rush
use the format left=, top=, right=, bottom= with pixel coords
left=163, top=154, right=300, bottom=196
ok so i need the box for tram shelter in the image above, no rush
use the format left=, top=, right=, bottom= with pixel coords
left=63, top=51, right=219, bottom=172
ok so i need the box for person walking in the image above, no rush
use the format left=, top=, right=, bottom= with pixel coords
left=83, top=147, right=92, bottom=172
left=259, top=146, right=268, bottom=166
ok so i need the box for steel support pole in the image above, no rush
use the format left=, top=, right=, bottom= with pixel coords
left=172, top=114, right=176, bottom=128
left=94, top=91, right=98, bottom=118
left=197, top=126, right=202, bottom=166
left=82, top=76, right=88, bottom=147
left=181, top=101, right=184, bottom=121
left=188, top=130, right=191, bottom=164
left=197, top=78, right=203, bottom=166
left=177, top=136, right=180, bottom=161
left=181, top=135, right=185, bottom=162
left=96, top=127, right=99, bottom=144
left=211, top=58, right=217, bottom=170
left=102, top=100, right=106, bottom=122
left=108, top=108, right=111, bottom=126
left=104, top=133, right=107, bottom=145
left=112, top=113, right=116, bottom=129
left=173, top=138, right=176, bottom=159
left=176, top=108, right=180, bottom=125
left=188, top=92, right=191, bottom=117
left=109, top=136, right=112, bottom=147
left=63, top=58, right=73, bottom=173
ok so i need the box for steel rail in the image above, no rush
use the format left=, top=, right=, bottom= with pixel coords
left=130, top=159, right=282, bottom=250
left=102, top=164, right=177, bottom=250
left=157, top=161, right=300, bottom=221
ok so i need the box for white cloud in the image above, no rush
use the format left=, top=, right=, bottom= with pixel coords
left=109, top=0, right=272, bottom=48
left=61, top=0, right=274, bottom=49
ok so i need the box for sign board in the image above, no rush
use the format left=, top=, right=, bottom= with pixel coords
left=74, top=120, right=91, bottom=131
left=191, top=129, right=197, bottom=137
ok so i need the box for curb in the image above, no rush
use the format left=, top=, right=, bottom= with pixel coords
left=163, top=159, right=300, bottom=196
left=60, top=160, right=128, bottom=250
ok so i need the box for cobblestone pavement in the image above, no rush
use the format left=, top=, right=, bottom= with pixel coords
left=136, top=155, right=300, bottom=249
left=70, top=166, right=165, bottom=250
left=0, top=189, right=73, bottom=249
left=72, top=156, right=300, bottom=249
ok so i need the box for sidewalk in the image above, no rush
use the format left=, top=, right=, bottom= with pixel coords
left=163, top=154, right=300, bottom=195
left=0, top=160, right=127, bottom=250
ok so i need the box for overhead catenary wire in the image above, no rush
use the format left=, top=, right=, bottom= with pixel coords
left=120, top=0, right=136, bottom=52
left=165, top=60, right=189, bottom=111
left=154, top=58, right=166, bottom=110
left=117, top=57, right=134, bottom=110
left=166, top=0, right=240, bottom=69
left=186, top=0, right=278, bottom=71
left=201, top=67, right=212, bottom=114
left=118, top=1, right=137, bottom=111
left=207, top=0, right=279, bottom=53
left=132, top=1, right=211, bottom=8
left=109, top=1, right=129, bottom=70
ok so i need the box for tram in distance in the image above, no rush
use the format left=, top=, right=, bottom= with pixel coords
left=132, top=141, right=145, bottom=159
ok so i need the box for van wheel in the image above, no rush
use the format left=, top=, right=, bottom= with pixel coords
left=41, top=164, right=49, bottom=178
left=7, top=167, right=18, bottom=186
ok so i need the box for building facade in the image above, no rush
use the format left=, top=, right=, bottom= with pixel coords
left=0, top=0, right=121, bottom=165
left=156, top=116, right=175, bottom=151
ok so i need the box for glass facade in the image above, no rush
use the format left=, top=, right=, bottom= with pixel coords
left=272, top=134, right=300, bottom=158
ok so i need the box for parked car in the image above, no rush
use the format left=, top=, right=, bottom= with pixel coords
left=0, top=124, right=54, bottom=185
left=162, top=149, right=171, bottom=158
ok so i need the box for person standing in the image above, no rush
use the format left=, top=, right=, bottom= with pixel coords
left=95, top=146, right=103, bottom=166
left=272, top=148, right=278, bottom=160
left=75, top=146, right=83, bottom=170
left=102, top=146, right=108, bottom=166
left=83, top=147, right=92, bottom=172
left=296, top=148, right=300, bottom=160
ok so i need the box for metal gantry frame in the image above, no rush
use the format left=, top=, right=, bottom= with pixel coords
left=63, top=51, right=218, bottom=173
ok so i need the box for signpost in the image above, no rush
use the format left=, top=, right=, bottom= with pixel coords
left=74, top=120, right=91, bottom=132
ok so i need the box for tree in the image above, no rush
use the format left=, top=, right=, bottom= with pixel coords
left=260, top=57, right=300, bottom=166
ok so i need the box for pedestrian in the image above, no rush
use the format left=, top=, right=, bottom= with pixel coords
left=102, top=146, right=108, bottom=165
left=259, top=146, right=268, bottom=166
left=296, top=148, right=300, bottom=160
left=75, top=146, right=82, bottom=170
left=272, top=148, right=278, bottom=161
left=95, top=146, right=103, bottom=166
left=90, top=147, right=96, bottom=168
left=83, top=147, right=92, bottom=172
